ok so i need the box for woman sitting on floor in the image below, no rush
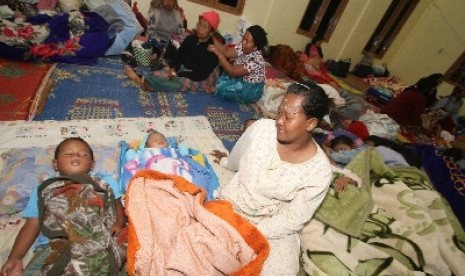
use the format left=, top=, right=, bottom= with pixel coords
left=207, top=25, right=268, bottom=103
left=212, top=82, right=332, bottom=274
left=124, top=10, right=221, bottom=92
left=380, top=73, right=444, bottom=135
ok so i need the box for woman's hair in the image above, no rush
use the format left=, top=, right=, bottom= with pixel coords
left=415, top=73, right=443, bottom=93
left=286, top=81, right=330, bottom=121
left=329, top=135, right=353, bottom=150
left=54, top=137, right=94, bottom=160
left=246, top=25, right=268, bottom=50
left=405, top=73, right=443, bottom=93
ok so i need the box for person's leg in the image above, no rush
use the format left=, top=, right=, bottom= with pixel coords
left=241, top=82, right=264, bottom=104
left=215, top=75, right=243, bottom=101
left=124, top=65, right=143, bottom=85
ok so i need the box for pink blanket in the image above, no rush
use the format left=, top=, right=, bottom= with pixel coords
left=126, top=170, right=269, bottom=275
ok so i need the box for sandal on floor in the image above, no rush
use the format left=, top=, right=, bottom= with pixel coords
left=121, top=51, right=137, bottom=67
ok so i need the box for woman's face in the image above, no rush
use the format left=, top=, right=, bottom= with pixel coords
left=275, top=93, right=316, bottom=143
left=196, top=18, right=213, bottom=41
left=241, top=31, right=257, bottom=54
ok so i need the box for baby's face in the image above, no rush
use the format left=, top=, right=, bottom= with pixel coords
left=146, top=133, right=169, bottom=148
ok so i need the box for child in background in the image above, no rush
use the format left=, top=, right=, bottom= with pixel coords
left=0, top=137, right=125, bottom=275
left=342, top=117, right=369, bottom=140
left=329, top=134, right=410, bottom=167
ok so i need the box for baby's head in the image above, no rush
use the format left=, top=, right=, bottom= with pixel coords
left=145, top=131, right=169, bottom=148
left=329, top=135, right=354, bottom=152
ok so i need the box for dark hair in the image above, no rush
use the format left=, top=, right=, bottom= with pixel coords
left=415, top=73, right=443, bottom=93
left=54, top=137, right=94, bottom=160
left=329, top=135, right=354, bottom=150
left=286, top=81, right=330, bottom=121
left=365, top=135, right=422, bottom=168
left=247, top=25, right=268, bottom=50
left=405, top=73, right=444, bottom=108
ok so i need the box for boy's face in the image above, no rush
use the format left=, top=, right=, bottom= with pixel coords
left=52, top=140, right=94, bottom=176
left=332, top=143, right=352, bottom=152
left=146, top=133, right=169, bottom=148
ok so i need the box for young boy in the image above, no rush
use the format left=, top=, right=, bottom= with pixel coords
left=0, top=137, right=125, bottom=275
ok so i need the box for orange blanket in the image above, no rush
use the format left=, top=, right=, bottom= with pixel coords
left=126, top=170, right=269, bottom=275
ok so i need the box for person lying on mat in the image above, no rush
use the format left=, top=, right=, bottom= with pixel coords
left=120, top=130, right=220, bottom=200
left=124, top=10, right=221, bottom=92
left=327, top=134, right=410, bottom=168
left=212, top=82, right=332, bottom=274
left=0, top=137, right=126, bottom=275
left=208, top=25, right=268, bottom=103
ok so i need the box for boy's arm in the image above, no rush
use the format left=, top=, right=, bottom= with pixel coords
left=1, top=218, right=40, bottom=274
left=115, top=199, right=125, bottom=227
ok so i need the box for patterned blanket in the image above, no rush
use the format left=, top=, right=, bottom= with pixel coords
left=119, top=141, right=219, bottom=200
left=0, top=116, right=234, bottom=267
left=301, top=148, right=465, bottom=275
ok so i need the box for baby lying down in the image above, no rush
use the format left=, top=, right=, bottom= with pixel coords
left=119, top=131, right=219, bottom=200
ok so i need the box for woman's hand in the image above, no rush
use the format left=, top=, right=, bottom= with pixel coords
left=208, top=44, right=218, bottom=55
left=210, top=150, right=228, bottom=164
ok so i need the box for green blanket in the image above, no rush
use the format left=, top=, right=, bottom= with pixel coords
left=302, top=148, right=465, bottom=275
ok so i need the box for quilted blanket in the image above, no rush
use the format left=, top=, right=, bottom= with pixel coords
left=301, top=148, right=465, bottom=275
left=125, top=170, right=269, bottom=275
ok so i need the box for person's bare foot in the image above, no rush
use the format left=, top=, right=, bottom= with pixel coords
left=124, top=65, right=143, bottom=85
left=205, top=85, right=216, bottom=94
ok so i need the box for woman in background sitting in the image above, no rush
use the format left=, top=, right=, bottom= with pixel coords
left=208, top=25, right=268, bottom=103
left=121, top=0, right=185, bottom=66
left=380, top=73, right=444, bottom=134
left=124, top=10, right=221, bottom=91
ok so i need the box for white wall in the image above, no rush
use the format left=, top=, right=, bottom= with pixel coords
left=135, top=0, right=465, bottom=111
